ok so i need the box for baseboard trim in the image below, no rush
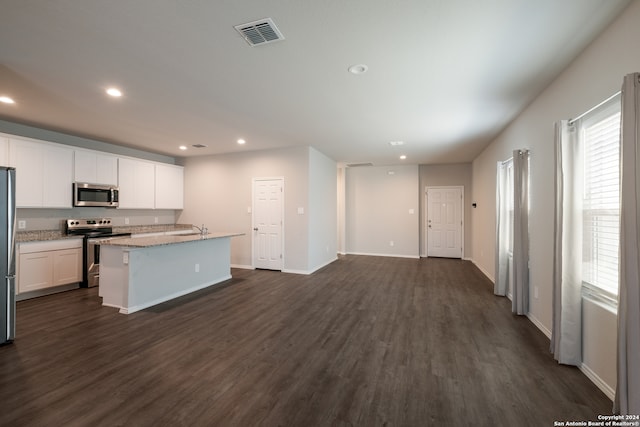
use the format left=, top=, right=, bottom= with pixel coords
left=231, top=264, right=254, bottom=270
left=526, top=313, right=551, bottom=339
left=579, top=363, right=615, bottom=401
left=470, top=258, right=494, bottom=283
left=346, top=251, right=420, bottom=259
left=118, top=275, right=232, bottom=315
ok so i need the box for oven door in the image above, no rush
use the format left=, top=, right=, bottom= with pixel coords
left=84, top=234, right=131, bottom=288
left=85, top=237, right=101, bottom=288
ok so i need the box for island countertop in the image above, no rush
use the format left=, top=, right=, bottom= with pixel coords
left=100, top=232, right=243, bottom=248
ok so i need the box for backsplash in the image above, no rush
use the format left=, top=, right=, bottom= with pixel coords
left=17, top=208, right=178, bottom=231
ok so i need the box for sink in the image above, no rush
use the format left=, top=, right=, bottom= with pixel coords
left=174, top=232, right=206, bottom=236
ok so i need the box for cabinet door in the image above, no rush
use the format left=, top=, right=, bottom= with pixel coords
left=135, top=160, right=155, bottom=209
left=155, top=164, right=184, bottom=209
left=118, top=157, right=155, bottom=209
left=74, top=150, right=96, bottom=183
left=75, top=150, right=118, bottom=185
left=95, top=153, right=118, bottom=185
left=18, top=252, right=53, bottom=293
left=117, top=157, right=136, bottom=208
left=9, top=138, right=44, bottom=207
left=52, top=248, right=82, bottom=286
left=0, top=136, right=8, bottom=166
left=43, top=144, right=73, bottom=208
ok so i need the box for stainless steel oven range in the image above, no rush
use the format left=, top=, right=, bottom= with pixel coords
left=66, top=218, right=131, bottom=288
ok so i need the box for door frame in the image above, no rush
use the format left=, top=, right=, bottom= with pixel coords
left=424, top=185, right=464, bottom=258
left=251, top=177, right=285, bottom=270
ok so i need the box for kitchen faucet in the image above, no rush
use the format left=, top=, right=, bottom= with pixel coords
left=192, top=224, right=208, bottom=236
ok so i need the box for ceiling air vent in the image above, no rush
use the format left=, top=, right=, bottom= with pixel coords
left=192, top=144, right=208, bottom=148
left=235, top=18, right=284, bottom=46
left=346, top=162, right=373, bottom=167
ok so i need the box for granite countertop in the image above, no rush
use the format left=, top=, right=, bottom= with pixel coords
left=99, top=232, right=244, bottom=248
left=16, top=223, right=194, bottom=243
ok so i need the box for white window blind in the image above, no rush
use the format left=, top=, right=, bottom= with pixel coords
left=581, top=106, right=621, bottom=297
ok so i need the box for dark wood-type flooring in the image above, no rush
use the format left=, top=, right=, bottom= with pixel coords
left=0, top=256, right=612, bottom=426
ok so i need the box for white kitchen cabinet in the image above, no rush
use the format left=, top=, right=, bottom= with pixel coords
left=9, top=137, right=73, bottom=208
left=74, top=150, right=118, bottom=185
left=155, top=163, right=184, bottom=209
left=43, top=144, right=74, bottom=208
left=0, top=136, right=8, bottom=166
left=17, top=239, right=83, bottom=294
left=9, top=138, right=44, bottom=207
left=118, top=157, right=155, bottom=209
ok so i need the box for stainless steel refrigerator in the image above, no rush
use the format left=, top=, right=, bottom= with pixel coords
left=1, top=167, right=16, bottom=345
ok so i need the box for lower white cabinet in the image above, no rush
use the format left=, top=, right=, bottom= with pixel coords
left=17, top=239, right=83, bottom=294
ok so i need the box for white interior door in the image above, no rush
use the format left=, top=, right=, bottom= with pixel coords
left=427, top=187, right=463, bottom=258
left=252, top=178, right=283, bottom=270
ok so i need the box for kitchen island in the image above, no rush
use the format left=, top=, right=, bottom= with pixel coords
left=99, top=232, right=243, bottom=314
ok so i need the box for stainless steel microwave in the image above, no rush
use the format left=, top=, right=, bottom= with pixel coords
left=73, top=182, right=119, bottom=207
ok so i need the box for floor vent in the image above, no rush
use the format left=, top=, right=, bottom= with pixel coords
left=235, top=18, right=285, bottom=46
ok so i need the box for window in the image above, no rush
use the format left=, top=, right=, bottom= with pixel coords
left=580, top=97, right=621, bottom=301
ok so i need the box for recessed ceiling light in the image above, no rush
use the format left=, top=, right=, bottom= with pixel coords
left=0, top=96, right=15, bottom=104
left=237, top=139, right=246, bottom=145
left=348, top=64, right=368, bottom=75
left=389, top=141, right=404, bottom=146
left=179, top=145, right=187, bottom=150
left=106, top=87, right=122, bottom=97
left=400, top=155, right=407, bottom=160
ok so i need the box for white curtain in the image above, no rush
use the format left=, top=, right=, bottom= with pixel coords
left=512, top=149, right=529, bottom=315
left=614, top=72, right=640, bottom=415
left=550, top=120, right=583, bottom=366
left=495, top=160, right=510, bottom=296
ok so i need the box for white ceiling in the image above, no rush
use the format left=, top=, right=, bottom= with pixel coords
left=0, top=0, right=631, bottom=165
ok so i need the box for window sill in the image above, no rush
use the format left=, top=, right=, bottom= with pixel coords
left=581, top=285, right=618, bottom=315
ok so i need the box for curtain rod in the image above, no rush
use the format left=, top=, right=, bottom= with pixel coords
left=568, top=91, right=621, bottom=125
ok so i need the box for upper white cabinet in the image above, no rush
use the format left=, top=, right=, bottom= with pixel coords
left=9, top=137, right=73, bottom=208
left=74, top=150, right=118, bottom=185
left=118, top=157, right=155, bottom=209
left=0, top=137, right=8, bottom=166
left=155, top=163, right=184, bottom=209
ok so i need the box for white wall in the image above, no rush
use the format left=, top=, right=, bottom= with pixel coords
left=419, top=163, right=472, bottom=258
left=179, top=146, right=327, bottom=273
left=308, top=147, right=338, bottom=273
left=345, top=165, right=419, bottom=258
left=471, top=0, right=640, bottom=398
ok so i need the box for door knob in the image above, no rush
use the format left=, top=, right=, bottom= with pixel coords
left=253, top=227, right=258, bottom=231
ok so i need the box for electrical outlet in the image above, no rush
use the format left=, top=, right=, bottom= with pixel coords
left=195, top=263, right=200, bottom=273
left=124, top=217, right=129, bottom=225
left=154, top=217, right=158, bottom=224
left=390, top=240, right=394, bottom=247
left=18, top=220, right=26, bottom=229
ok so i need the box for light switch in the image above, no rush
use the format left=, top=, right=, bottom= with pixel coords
left=247, top=207, right=252, bottom=214
left=18, top=220, right=26, bottom=229
left=123, top=252, right=129, bottom=265
left=297, top=207, right=304, bottom=215
left=408, top=209, right=415, bottom=214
